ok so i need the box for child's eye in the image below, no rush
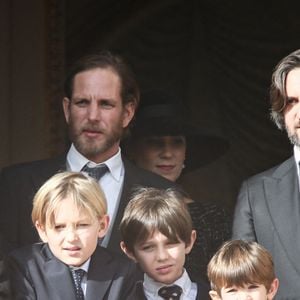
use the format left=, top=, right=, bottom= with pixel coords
left=77, top=223, right=89, bottom=228
left=166, top=241, right=179, bottom=247
left=54, top=224, right=65, bottom=230
left=141, top=245, right=154, bottom=251
left=248, top=284, right=259, bottom=289
left=225, top=288, right=237, bottom=293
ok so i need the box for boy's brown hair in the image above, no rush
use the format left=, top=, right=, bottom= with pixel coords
left=207, top=240, right=276, bottom=295
left=120, top=187, right=193, bottom=253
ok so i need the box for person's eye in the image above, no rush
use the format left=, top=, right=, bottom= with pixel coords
left=146, top=138, right=163, bottom=148
left=54, top=224, right=65, bottom=231
left=166, top=241, right=179, bottom=247
left=225, top=288, right=237, bottom=293
left=74, top=99, right=89, bottom=107
left=172, top=137, right=186, bottom=146
left=141, top=244, right=154, bottom=251
left=77, top=223, right=90, bottom=228
left=100, top=100, right=114, bottom=109
left=286, top=97, right=299, bottom=105
left=248, top=284, right=259, bottom=289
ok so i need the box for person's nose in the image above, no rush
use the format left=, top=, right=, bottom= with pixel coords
left=160, top=144, right=173, bottom=158
left=65, top=227, right=79, bottom=242
left=87, top=101, right=100, bottom=121
left=156, top=246, right=168, bottom=261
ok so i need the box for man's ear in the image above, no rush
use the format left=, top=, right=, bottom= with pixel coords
left=122, top=102, right=135, bottom=128
left=98, top=215, right=110, bottom=239
left=120, top=241, right=138, bottom=262
left=35, top=221, right=48, bottom=243
left=185, top=230, right=196, bottom=254
left=267, top=278, right=279, bottom=299
left=62, top=97, right=71, bottom=124
left=209, top=290, right=221, bottom=300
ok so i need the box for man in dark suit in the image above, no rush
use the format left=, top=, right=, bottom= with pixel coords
left=232, top=49, right=300, bottom=299
left=0, top=51, right=173, bottom=254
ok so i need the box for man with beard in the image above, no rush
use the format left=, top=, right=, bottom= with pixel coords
left=0, top=51, right=174, bottom=254
left=232, top=49, right=300, bottom=298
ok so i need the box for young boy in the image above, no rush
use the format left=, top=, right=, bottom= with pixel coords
left=207, top=240, right=279, bottom=300
left=120, top=187, right=209, bottom=299
left=5, top=171, right=138, bottom=300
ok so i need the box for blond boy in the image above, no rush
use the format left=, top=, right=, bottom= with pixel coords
left=6, top=172, right=138, bottom=299
left=207, top=240, right=279, bottom=300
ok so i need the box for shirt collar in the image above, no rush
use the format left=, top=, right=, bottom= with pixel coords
left=294, top=145, right=300, bottom=175
left=66, top=144, right=123, bottom=181
left=70, top=257, right=90, bottom=273
left=143, top=269, right=192, bottom=297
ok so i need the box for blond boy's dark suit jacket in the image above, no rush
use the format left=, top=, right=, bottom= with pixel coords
left=6, top=243, right=138, bottom=299
left=0, top=155, right=174, bottom=253
left=232, top=156, right=300, bottom=299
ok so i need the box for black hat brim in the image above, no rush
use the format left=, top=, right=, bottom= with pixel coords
left=130, top=117, right=229, bottom=171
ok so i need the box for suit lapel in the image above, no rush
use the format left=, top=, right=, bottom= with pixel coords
left=42, top=245, right=119, bottom=300
left=265, top=157, right=300, bottom=275
left=196, top=281, right=210, bottom=300
left=85, top=247, right=116, bottom=300
left=134, top=281, right=147, bottom=300
left=42, top=245, right=77, bottom=300
left=107, top=159, right=136, bottom=252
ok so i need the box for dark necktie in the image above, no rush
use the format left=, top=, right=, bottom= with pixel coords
left=158, top=285, right=183, bottom=300
left=71, top=269, right=85, bottom=300
left=81, top=164, right=108, bottom=181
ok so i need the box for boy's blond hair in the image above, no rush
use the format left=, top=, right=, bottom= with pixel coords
left=207, top=240, right=276, bottom=295
left=32, top=171, right=107, bottom=227
left=120, top=187, right=193, bottom=253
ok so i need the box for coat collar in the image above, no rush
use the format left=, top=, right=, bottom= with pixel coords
left=41, top=244, right=118, bottom=300
left=42, top=245, right=77, bottom=300
left=85, top=246, right=116, bottom=300
left=264, top=157, right=300, bottom=275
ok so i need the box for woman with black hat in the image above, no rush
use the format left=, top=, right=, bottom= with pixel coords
left=122, top=89, right=231, bottom=283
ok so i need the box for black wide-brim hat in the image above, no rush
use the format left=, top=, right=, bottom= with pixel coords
left=127, top=90, right=229, bottom=172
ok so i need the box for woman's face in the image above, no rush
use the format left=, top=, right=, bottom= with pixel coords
left=133, top=135, right=186, bottom=182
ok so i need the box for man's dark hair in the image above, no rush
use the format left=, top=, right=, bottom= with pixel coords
left=64, top=50, right=140, bottom=108
left=270, top=49, right=300, bottom=129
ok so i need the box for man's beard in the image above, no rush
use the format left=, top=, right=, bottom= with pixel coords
left=69, top=121, right=124, bottom=161
left=286, top=126, right=300, bottom=148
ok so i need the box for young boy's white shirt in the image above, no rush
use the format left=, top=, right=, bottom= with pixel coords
left=143, top=269, right=197, bottom=300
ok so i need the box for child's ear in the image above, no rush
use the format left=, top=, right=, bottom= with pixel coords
left=35, top=221, right=48, bottom=243
left=185, top=230, right=196, bottom=254
left=98, top=215, right=110, bottom=239
left=267, top=278, right=279, bottom=299
left=209, top=290, right=221, bottom=300
left=120, top=241, right=138, bottom=262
